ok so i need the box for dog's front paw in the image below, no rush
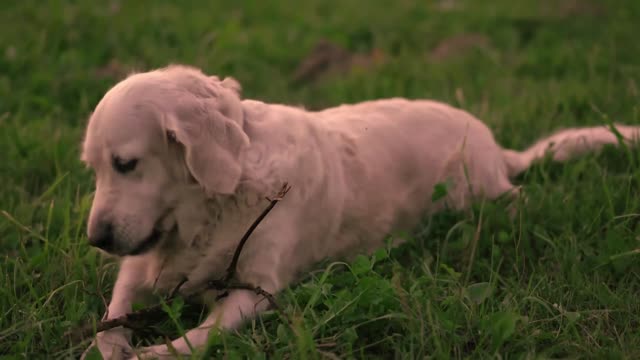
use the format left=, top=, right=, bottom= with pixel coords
left=81, top=328, right=133, bottom=360
left=128, top=344, right=180, bottom=360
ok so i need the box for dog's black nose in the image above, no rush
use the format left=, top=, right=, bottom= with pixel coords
left=88, top=222, right=114, bottom=251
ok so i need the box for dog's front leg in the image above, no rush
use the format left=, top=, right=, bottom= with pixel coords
left=82, top=258, right=146, bottom=360
left=131, top=289, right=269, bottom=359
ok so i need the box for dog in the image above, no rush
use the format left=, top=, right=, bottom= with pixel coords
left=80, top=64, right=640, bottom=359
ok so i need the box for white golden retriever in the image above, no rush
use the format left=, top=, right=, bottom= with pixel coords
left=81, top=65, right=639, bottom=359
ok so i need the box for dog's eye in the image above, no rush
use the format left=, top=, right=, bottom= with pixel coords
left=112, top=156, right=138, bottom=174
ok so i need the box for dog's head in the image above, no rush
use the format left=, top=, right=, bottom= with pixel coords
left=81, top=65, right=249, bottom=256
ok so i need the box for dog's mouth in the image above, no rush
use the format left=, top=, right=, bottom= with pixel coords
left=128, top=227, right=164, bottom=256
left=126, top=209, right=176, bottom=256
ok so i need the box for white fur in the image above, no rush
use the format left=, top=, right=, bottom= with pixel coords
left=80, top=65, right=640, bottom=359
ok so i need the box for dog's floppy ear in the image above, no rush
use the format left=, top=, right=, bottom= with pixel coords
left=165, top=102, right=249, bottom=196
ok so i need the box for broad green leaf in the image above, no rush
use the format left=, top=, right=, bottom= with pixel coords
left=466, top=282, right=493, bottom=304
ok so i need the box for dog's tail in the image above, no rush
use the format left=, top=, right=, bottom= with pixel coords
left=502, top=124, right=640, bottom=177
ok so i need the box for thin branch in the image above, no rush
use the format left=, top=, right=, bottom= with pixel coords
left=168, top=277, right=189, bottom=300
left=207, top=280, right=282, bottom=312
left=223, top=183, right=291, bottom=282
left=70, top=303, right=168, bottom=341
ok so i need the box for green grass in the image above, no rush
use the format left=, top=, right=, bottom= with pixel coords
left=2, top=0, right=640, bottom=358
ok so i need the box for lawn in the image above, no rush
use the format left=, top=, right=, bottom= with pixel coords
left=1, top=0, right=640, bottom=358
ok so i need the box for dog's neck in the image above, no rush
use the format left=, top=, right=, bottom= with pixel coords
left=164, top=184, right=264, bottom=249
left=144, top=184, right=269, bottom=293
